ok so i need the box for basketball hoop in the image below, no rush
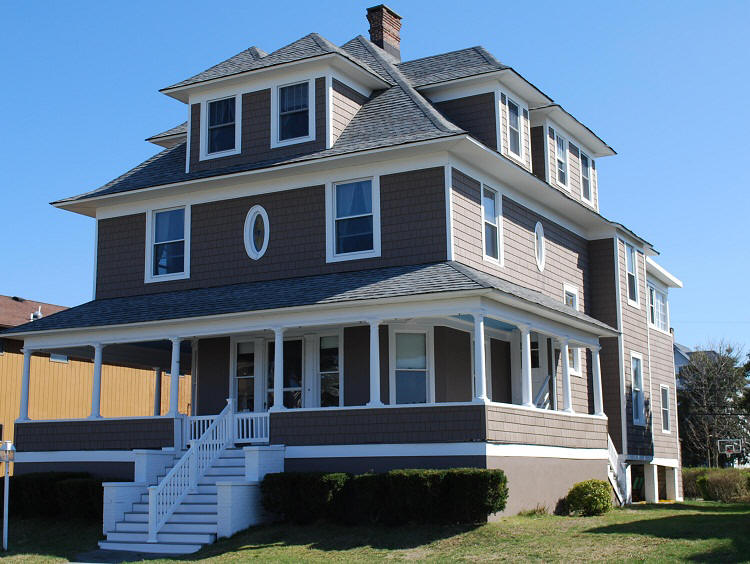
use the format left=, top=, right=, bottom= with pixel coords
left=718, top=439, right=743, bottom=456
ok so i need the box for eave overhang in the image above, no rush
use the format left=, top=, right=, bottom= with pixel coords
left=530, top=104, right=616, bottom=158
left=646, top=257, right=683, bottom=288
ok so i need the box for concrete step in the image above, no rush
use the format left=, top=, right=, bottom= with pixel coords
left=115, top=521, right=217, bottom=534
left=139, top=492, right=217, bottom=504
left=123, top=511, right=218, bottom=524
left=131, top=502, right=217, bottom=514
left=205, top=466, right=244, bottom=476
left=98, top=540, right=203, bottom=555
left=106, top=531, right=216, bottom=544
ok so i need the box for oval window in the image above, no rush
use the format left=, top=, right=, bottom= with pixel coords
left=534, top=221, right=546, bottom=272
left=243, top=205, right=269, bottom=260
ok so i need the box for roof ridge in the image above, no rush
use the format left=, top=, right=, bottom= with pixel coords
left=473, top=46, right=501, bottom=66
left=397, top=45, right=486, bottom=66
left=354, top=37, right=462, bottom=135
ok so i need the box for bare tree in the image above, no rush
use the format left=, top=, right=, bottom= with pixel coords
left=677, top=342, right=749, bottom=467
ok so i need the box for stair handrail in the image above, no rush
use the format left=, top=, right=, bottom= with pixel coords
left=607, top=434, right=627, bottom=505
left=147, top=398, right=234, bottom=542
left=533, top=373, right=552, bottom=408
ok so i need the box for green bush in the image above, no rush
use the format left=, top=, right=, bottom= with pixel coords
left=0, top=472, right=92, bottom=518
left=261, top=468, right=509, bottom=525
left=566, top=479, right=612, bottom=516
left=682, top=467, right=709, bottom=499
left=55, top=478, right=103, bottom=519
left=696, top=469, right=749, bottom=502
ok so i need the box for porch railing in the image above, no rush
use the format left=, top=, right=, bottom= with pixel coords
left=533, top=373, right=552, bottom=410
left=607, top=434, right=626, bottom=505
left=185, top=412, right=270, bottom=445
left=148, top=399, right=234, bottom=542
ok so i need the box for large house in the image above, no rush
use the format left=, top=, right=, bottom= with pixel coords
left=2, top=5, right=683, bottom=553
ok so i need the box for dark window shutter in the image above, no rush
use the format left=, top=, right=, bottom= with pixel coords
left=548, top=127, right=555, bottom=138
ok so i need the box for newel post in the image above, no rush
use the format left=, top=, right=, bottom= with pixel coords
left=188, top=440, right=199, bottom=491
left=147, top=486, right=158, bottom=542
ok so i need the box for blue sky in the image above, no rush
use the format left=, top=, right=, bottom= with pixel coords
left=1, top=1, right=747, bottom=350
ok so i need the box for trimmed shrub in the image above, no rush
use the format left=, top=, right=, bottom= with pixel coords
left=56, top=478, right=103, bottom=519
left=566, top=479, right=612, bottom=516
left=0, top=472, right=90, bottom=518
left=261, top=468, right=509, bottom=526
left=696, top=469, right=749, bottom=502
left=682, top=467, right=708, bottom=499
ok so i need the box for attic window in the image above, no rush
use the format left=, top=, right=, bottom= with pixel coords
left=207, top=97, right=236, bottom=154
left=273, top=80, right=315, bottom=147
left=507, top=99, right=521, bottom=157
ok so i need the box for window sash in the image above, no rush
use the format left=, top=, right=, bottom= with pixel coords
left=556, top=135, right=568, bottom=185
left=207, top=98, right=236, bottom=154
left=626, top=244, right=638, bottom=302
left=632, top=357, right=644, bottom=423
left=507, top=100, right=521, bottom=156
left=334, top=180, right=374, bottom=255
left=279, top=83, right=309, bottom=141
left=661, top=386, right=670, bottom=431
left=152, top=209, right=185, bottom=276
left=482, top=188, right=499, bottom=260
left=580, top=152, right=592, bottom=201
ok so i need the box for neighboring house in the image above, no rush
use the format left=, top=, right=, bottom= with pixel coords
left=0, top=295, right=192, bottom=468
left=1, top=5, right=684, bottom=553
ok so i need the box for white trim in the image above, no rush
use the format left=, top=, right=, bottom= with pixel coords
left=199, top=95, right=242, bottom=161
left=49, top=352, right=68, bottom=363
left=659, top=384, right=671, bottom=434
left=579, top=150, right=595, bottom=207
left=444, top=164, right=454, bottom=261
left=534, top=221, right=546, bottom=272
left=185, top=105, right=192, bottom=174
left=645, top=256, right=683, bottom=288
left=614, top=238, right=628, bottom=456
left=626, top=454, right=680, bottom=468
left=480, top=183, right=503, bottom=265
left=15, top=450, right=136, bottom=463
left=243, top=205, right=270, bottom=260
left=624, top=241, right=640, bottom=308
left=647, top=283, right=670, bottom=333
left=92, top=220, right=98, bottom=300
left=630, top=351, right=645, bottom=426
left=325, top=176, right=381, bottom=263
left=144, top=205, right=191, bottom=283
left=503, top=94, right=527, bottom=163
left=284, top=442, right=608, bottom=460
left=270, top=79, right=316, bottom=148
left=388, top=325, right=435, bottom=405
left=325, top=74, right=333, bottom=150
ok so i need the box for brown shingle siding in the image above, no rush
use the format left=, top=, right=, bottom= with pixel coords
left=331, top=79, right=367, bottom=145
left=434, top=93, right=497, bottom=150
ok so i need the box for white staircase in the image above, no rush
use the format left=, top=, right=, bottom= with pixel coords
left=607, top=435, right=627, bottom=505
left=99, top=447, right=246, bottom=554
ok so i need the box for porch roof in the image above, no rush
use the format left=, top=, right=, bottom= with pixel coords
left=1, top=262, right=616, bottom=337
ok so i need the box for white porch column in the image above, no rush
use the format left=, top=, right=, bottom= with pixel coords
left=665, top=466, right=680, bottom=501
left=520, top=326, right=533, bottom=407
left=644, top=463, right=659, bottom=503
left=560, top=338, right=573, bottom=413
left=167, top=338, right=182, bottom=416
left=473, top=314, right=488, bottom=402
left=271, top=328, right=285, bottom=411
left=90, top=343, right=104, bottom=418
left=591, top=345, right=605, bottom=416
left=18, top=348, right=33, bottom=421
left=367, top=320, right=383, bottom=407
left=153, top=368, right=163, bottom=416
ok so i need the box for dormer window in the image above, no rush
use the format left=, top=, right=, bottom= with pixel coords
left=580, top=152, right=593, bottom=204
left=200, top=96, right=241, bottom=160
left=554, top=130, right=568, bottom=186
left=272, top=80, right=315, bottom=147
left=507, top=99, right=522, bottom=157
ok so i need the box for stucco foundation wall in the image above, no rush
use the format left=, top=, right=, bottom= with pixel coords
left=286, top=455, right=486, bottom=474
left=13, top=461, right=134, bottom=481
left=487, top=456, right=608, bottom=515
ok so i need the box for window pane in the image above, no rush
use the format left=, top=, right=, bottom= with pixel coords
left=568, top=347, right=576, bottom=368
left=283, top=340, right=302, bottom=388
left=237, top=377, right=254, bottom=412
left=209, top=98, right=234, bottom=126
left=209, top=123, right=235, bottom=153
left=320, top=373, right=339, bottom=407
left=336, top=181, right=372, bottom=218
left=395, top=370, right=427, bottom=404
left=154, top=209, right=184, bottom=243
left=510, top=129, right=520, bottom=155
left=252, top=213, right=265, bottom=253
left=484, top=223, right=498, bottom=259
left=320, top=336, right=339, bottom=372
left=634, top=390, right=643, bottom=421
left=284, top=390, right=302, bottom=409
left=153, top=241, right=184, bottom=275
left=482, top=189, right=496, bottom=222
left=279, top=83, right=309, bottom=141
left=396, top=333, right=426, bottom=370
left=565, top=291, right=576, bottom=308
left=632, top=358, right=642, bottom=388
left=335, top=216, right=373, bottom=254
left=508, top=101, right=519, bottom=130
left=628, top=273, right=637, bottom=302
left=280, top=83, right=308, bottom=113
left=280, top=110, right=309, bottom=140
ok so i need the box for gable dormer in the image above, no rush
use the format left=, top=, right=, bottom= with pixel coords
left=157, top=34, right=389, bottom=175
left=529, top=105, right=615, bottom=211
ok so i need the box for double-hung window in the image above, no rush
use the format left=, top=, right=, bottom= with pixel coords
left=507, top=98, right=522, bottom=157
left=482, top=186, right=501, bottom=262
left=625, top=243, right=639, bottom=305
left=276, top=81, right=312, bottom=144
left=147, top=207, right=189, bottom=282
left=392, top=331, right=430, bottom=405
left=328, top=178, right=380, bottom=261
left=555, top=131, right=568, bottom=186
left=648, top=285, right=669, bottom=331
left=580, top=152, right=593, bottom=203
left=563, top=285, right=581, bottom=374
left=206, top=97, right=236, bottom=155
left=631, top=354, right=645, bottom=425
left=660, top=385, right=671, bottom=432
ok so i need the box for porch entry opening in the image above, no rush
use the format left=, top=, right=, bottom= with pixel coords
left=267, top=340, right=303, bottom=409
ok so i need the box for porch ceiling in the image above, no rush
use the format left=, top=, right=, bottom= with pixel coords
left=1, top=261, right=616, bottom=338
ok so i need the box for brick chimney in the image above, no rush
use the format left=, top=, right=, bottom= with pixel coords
left=366, top=4, right=403, bottom=61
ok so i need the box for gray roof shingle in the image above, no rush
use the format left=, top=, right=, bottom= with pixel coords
left=397, top=46, right=507, bottom=87
left=145, top=122, right=187, bottom=142
left=2, top=262, right=615, bottom=336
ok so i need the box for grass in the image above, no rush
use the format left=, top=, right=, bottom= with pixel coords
left=0, top=501, right=749, bottom=562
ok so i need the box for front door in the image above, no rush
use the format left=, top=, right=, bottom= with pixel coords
left=233, top=340, right=265, bottom=412
left=266, top=339, right=304, bottom=409
left=530, top=333, right=549, bottom=406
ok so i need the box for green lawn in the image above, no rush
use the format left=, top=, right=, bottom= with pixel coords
left=0, top=501, right=748, bottom=562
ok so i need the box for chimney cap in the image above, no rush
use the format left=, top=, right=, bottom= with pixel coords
left=366, top=4, right=403, bottom=20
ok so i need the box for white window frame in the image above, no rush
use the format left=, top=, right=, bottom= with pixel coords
left=243, top=205, right=270, bottom=260
left=631, top=352, right=645, bottom=426
left=625, top=242, right=640, bottom=308
left=648, top=282, right=670, bottom=333
left=660, top=384, right=671, bottom=433
left=325, top=176, right=381, bottom=263
left=199, top=95, right=241, bottom=161
left=506, top=96, right=524, bottom=160
left=388, top=325, right=435, bottom=405
left=145, top=205, right=191, bottom=284
left=553, top=129, right=569, bottom=189
left=481, top=184, right=503, bottom=265
left=50, top=353, right=68, bottom=363
left=534, top=221, right=546, bottom=272
left=271, top=79, right=316, bottom=148
left=579, top=150, right=594, bottom=206
left=563, top=284, right=581, bottom=376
